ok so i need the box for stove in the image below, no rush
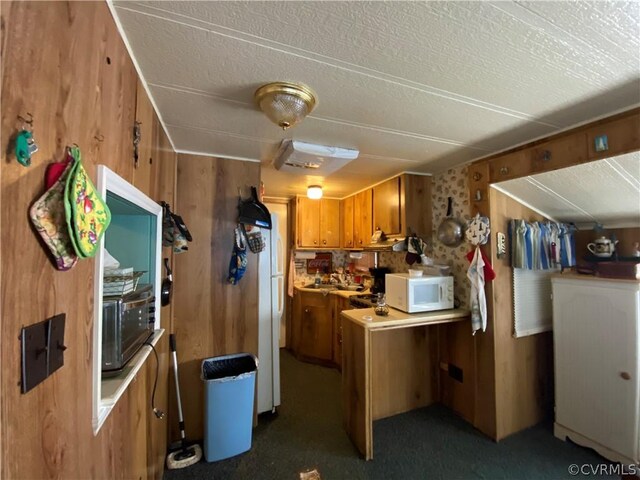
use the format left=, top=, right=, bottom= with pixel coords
left=349, top=294, right=380, bottom=309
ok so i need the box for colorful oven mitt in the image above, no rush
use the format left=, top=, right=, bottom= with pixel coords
left=64, top=146, right=111, bottom=258
left=228, top=225, right=248, bottom=285
left=30, top=159, right=78, bottom=271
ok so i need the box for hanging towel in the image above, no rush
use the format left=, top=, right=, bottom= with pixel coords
left=466, top=248, right=496, bottom=281
left=287, top=250, right=295, bottom=297
left=467, top=246, right=487, bottom=335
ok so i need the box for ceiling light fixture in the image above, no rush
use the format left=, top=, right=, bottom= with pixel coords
left=254, top=82, right=317, bottom=130
left=307, top=185, right=323, bottom=200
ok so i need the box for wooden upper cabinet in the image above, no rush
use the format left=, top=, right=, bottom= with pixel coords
left=529, top=132, right=588, bottom=174
left=401, top=174, right=432, bottom=239
left=341, top=196, right=355, bottom=249
left=296, top=197, right=321, bottom=248
left=373, top=177, right=401, bottom=235
left=295, top=197, right=340, bottom=248
left=586, top=113, right=640, bottom=161
left=320, top=199, right=340, bottom=248
left=353, top=189, right=373, bottom=248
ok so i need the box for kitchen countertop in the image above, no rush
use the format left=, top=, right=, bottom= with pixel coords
left=294, top=285, right=370, bottom=298
left=341, top=307, right=470, bottom=330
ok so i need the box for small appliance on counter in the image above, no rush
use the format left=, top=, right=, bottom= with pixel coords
left=369, top=267, right=390, bottom=294
left=102, top=284, right=155, bottom=375
left=385, top=273, right=453, bottom=313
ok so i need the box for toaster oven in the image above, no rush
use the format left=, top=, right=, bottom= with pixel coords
left=102, top=284, right=155, bottom=374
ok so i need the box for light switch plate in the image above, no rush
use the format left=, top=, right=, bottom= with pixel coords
left=497, top=232, right=507, bottom=259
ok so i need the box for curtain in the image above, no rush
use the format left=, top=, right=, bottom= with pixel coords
left=508, top=220, right=576, bottom=270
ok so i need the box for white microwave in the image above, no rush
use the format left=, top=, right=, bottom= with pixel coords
left=385, top=273, right=454, bottom=313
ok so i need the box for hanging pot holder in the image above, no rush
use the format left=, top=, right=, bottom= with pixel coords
left=465, top=213, right=490, bottom=246
left=242, top=224, right=265, bottom=253
left=64, top=146, right=111, bottom=258
left=30, top=160, right=78, bottom=271
left=228, top=225, right=248, bottom=285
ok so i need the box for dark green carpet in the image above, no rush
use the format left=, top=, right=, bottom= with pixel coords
left=165, top=349, right=614, bottom=479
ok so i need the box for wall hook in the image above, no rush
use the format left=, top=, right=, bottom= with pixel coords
left=17, top=112, right=34, bottom=128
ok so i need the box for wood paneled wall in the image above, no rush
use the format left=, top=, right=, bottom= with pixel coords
left=467, top=109, right=640, bottom=441
left=171, top=154, right=260, bottom=441
left=488, top=189, right=554, bottom=439
left=1, top=2, right=175, bottom=478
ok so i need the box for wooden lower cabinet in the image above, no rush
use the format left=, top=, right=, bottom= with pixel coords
left=291, top=290, right=352, bottom=369
left=332, top=296, right=351, bottom=369
left=292, top=289, right=333, bottom=364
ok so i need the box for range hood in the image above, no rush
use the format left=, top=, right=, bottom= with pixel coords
left=362, top=230, right=406, bottom=251
left=272, top=140, right=359, bottom=176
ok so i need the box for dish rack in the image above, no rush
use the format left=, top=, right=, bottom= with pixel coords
left=103, top=271, right=146, bottom=297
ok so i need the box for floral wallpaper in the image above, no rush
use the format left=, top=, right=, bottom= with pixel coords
left=431, top=165, right=472, bottom=308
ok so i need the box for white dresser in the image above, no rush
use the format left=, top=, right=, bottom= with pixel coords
left=552, top=275, right=640, bottom=465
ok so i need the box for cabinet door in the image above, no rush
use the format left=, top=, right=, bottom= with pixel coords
left=296, top=197, right=320, bottom=248
left=333, top=296, right=351, bottom=368
left=341, top=197, right=354, bottom=249
left=299, top=303, right=333, bottom=361
left=553, top=280, right=639, bottom=461
left=373, top=177, right=401, bottom=235
left=402, top=174, right=432, bottom=239
left=320, top=199, right=340, bottom=248
left=353, top=189, right=373, bottom=248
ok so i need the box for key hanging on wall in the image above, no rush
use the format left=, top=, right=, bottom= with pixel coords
left=14, top=113, right=38, bottom=167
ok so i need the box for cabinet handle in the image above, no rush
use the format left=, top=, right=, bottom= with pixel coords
left=304, top=309, right=309, bottom=313
left=620, top=372, right=631, bottom=380
left=323, top=240, right=326, bottom=245
left=313, top=240, right=317, bottom=245
left=500, top=166, right=509, bottom=175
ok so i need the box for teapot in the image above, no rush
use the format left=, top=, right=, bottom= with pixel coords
left=587, top=236, right=618, bottom=258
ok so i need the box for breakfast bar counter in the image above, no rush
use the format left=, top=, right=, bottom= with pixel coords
left=341, top=307, right=470, bottom=460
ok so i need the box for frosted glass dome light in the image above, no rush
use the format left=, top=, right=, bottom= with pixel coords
left=307, top=185, right=323, bottom=200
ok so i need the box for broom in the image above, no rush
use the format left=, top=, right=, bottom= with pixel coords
left=166, top=334, right=202, bottom=469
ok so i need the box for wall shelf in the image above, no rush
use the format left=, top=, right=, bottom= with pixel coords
left=92, top=166, right=162, bottom=434
left=96, top=329, right=164, bottom=430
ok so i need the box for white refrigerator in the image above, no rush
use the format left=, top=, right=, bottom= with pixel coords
left=257, top=213, right=283, bottom=414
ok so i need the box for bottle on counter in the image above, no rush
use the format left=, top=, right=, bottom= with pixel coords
left=314, top=269, right=321, bottom=288
left=374, top=293, right=389, bottom=316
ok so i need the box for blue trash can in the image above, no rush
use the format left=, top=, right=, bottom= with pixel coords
left=201, top=353, right=258, bottom=462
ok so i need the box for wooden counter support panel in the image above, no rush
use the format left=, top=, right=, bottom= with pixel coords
left=438, top=322, right=476, bottom=424
left=371, top=326, right=435, bottom=421
left=342, top=319, right=371, bottom=460
left=341, top=309, right=469, bottom=460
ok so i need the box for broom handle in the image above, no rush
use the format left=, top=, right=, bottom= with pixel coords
left=170, top=334, right=186, bottom=440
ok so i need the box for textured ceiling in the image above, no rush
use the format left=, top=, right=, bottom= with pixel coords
left=494, top=152, right=640, bottom=228
left=111, top=1, right=640, bottom=197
